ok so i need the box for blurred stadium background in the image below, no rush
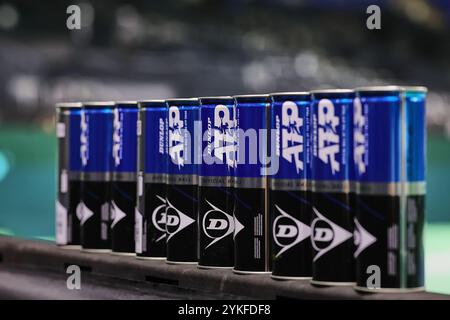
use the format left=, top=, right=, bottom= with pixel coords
left=0, top=0, right=449, bottom=293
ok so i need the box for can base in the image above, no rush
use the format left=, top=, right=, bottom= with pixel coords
left=58, top=245, right=82, bottom=250
left=166, top=260, right=197, bottom=265
left=354, top=286, right=425, bottom=293
left=197, top=265, right=233, bottom=270
left=81, top=248, right=112, bottom=254
left=310, top=280, right=356, bottom=287
left=271, top=274, right=312, bottom=281
left=136, top=256, right=166, bottom=261
left=110, top=251, right=136, bottom=257
left=233, top=269, right=271, bottom=275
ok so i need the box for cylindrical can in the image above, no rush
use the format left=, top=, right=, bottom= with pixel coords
left=353, top=86, right=427, bottom=292
left=310, top=89, right=355, bottom=286
left=166, top=98, right=200, bottom=264
left=136, top=100, right=168, bottom=260
left=55, top=102, right=83, bottom=249
left=110, top=101, right=138, bottom=255
left=80, top=101, right=115, bottom=252
left=233, top=94, right=271, bottom=274
left=269, top=92, right=312, bottom=279
left=198, top=96, right=236, bottom=269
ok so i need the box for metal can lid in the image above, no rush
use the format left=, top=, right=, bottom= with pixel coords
left=166, top=98, right=199, bottom=106
left=82, top=101, right=115, bottom=108
left=114, top=101, right=138, bottom=109
left=138, top=100, right=166, bottom=108
left=199, top=95, right=233, bottom=100
left=233, top=94, right=270, bottom=103
left=55, top=102, right=82, bottom=109
left=199, top=96, right=234, bottom=105
left=311, top=89, right=355, bottom=99
left=356, top=85, right=427, bottom=93
left=166, top=98, right=199, bottom=102
left=114, top=100, right=138, bottom=104
left=270, top=92, right=310, bottom=101
left=233, top=94, right=269, bottom=98
left=403, top=86, right=428, bottom=93
left=269, top=91, right=309, bottom=96
left=354, top=85, right=403, bottom=93
left=310, top=88, right=354, bottom=94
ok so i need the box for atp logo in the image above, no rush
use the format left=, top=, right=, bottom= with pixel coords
left=317, top=99, right=340, bottom=175
left=281, top=101, right=303, bottom=173
left=353, top=98, right=368, bottom=176
left=311, top=207, right=352, bottom=261
left=80, top=111, right=89, bottom=167
left=168, top=106, right=184, bottom=168
left=202, top=199, right=234, bottom=249
left=213, top=105, right=236, bottom=169
left=165, top=199, right=195, bottom=241
left=273, top=205, right=311, bottom=257
left=152, top=195, right=167, bottom=243
left=112, top=108, right=122, bottom=167
left=354, top=218, right=377, bottom=257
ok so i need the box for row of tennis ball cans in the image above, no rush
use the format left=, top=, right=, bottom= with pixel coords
left=55, top=86, right=427, bottom=292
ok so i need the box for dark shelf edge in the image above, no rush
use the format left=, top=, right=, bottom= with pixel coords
left=0, top=236, right=448, bottom=300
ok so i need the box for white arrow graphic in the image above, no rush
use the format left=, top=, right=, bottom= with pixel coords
left=111, top=200, right=127, bottom=228
left=273, top=204, right=311, bottom=257
left=233, top=216, right=244, bottom=239
left=203, top=199, right=234, bottom=249
left=152, top=195, right=167, bottom=242
left=76, top=202, right=84, bottom=221
left=311, top=207, right=352, bottom=262
left=79, top=201, right=94, bottom=225
left=354, top=218, right=377, bottom=258
left=166, top=198, right=195, bottom=242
